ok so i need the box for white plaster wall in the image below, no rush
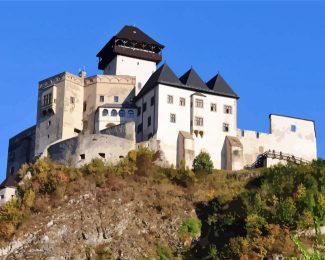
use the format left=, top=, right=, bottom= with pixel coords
left=238, top=115, right=317, bottom=167
left=0, top=187, right=16, bottom=205
left=154, top=84, right=237, bottom=169
left=104, top=55, right=156, bottom=95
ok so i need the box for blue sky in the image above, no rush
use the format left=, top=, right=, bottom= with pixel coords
left=0, top=1, right=324, bottom=180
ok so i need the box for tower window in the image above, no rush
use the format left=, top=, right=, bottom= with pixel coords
left=98, top=153, right=105, bottom=159
left=99, top=96, right=104, bottom=102
left=241, top=130, right=245, bottom=137
left=137, top=123, right=143, bottom=134
left=211, top=103, right=217, bottom=112
left=151, top=96, right=155, bottom=106
left=143, top=102, right=147, bottom=112
left=48, top=120, right=51, bottom=126
left=102, top=109, right=108, bottom=116
left=138, top=82, right=142, bottom=90
left=128, top=110, right=135, bottom=118
left=167, top=95, right=173, bottom=104
left=137, top=107, right=141, bottom=116
left=170, top=113, right=176, bottom=123
left=147, top=116, right=151, bottom=127
left=83, top=102, right=87, bottom=112
left=10, top=167, right=14, bottom=175
left=224, top=105, right=232, bottom=114
left=119, top=110, right=125, bottom=117
left=111, top=109, right=117, bottom=117
left=223, top=123, right=229, bottom=132
left=291, top=125, right=297, bottom=132
left=195, top=117, right=203, bottom=126
left=179, top=98, right=186, bottom=106
left=195, top=99, right=204, bottom=108
left=80, top=154, right=85, bottom=160
left=70, top=97, right=75, bottom=104
left=114, top=96, right=119, bottom=103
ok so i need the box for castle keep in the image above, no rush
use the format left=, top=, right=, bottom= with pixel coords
left=3, top=26, right=317, bottom=199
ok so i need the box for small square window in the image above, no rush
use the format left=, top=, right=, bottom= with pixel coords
left=151, top=96, right=155, bottom=106
left=223, top=123, right=229, bottom=132
left=179, top=98, right=186, bottom=106
left=291, top=125, right=296, bottom=132
left=80, top=154, right=85, bottom=160
left=99, top=96, right=104, bottom=102
left=195, top=99, right=204, bottom=108
left=143, top=103, right=147, bottom=112
left=224, top=105, right=232, bottom=114
left=70, top=96, right=75, bottom=104
left=114, top=96, right=119, bottom=103
left=137, top=123, right=143, bottom=134
left=170, top=113, right=176, bottom=123
left=147, top=116, right=151, bottom=126
left=195, top=117, right=203, bottom=126
left=211, top=103, right=217, bottom=112
left=167, top=95, right=173, bottom=104
left=0, top=195, right=4, bottom=199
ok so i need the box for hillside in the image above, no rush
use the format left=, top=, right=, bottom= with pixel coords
left=0, top=148, right=324, bottom=259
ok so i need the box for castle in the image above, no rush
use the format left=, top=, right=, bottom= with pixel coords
left=1, top=25, right=317, bottom=204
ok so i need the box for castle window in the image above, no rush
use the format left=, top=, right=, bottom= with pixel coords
left=128, top=110, right=134, bottom=118
left=137, top=107, right=141, bottom=116
left=241, top=130, right=245, bottom=137
left=223, top=123, right=229, bottom=132
left=195, top=99, right=204, bottom=108
left=179, top=98, right=186, bottom=106
left=224, top=105, right=232, bottom=114
left=48, top=120, right=51, bottom=126
left=137, top=123, right=143, bottom=134
left=114, top=96, right=119, bottom=103
left=98, top=153, right=105, bottom=159
left=167, top=95, right=173, bottom=104
left=119, top=110, right=125, bottom=117
left=80, top=154, right=85, bottom=160
left=211, top=103, right=217, bottom=112
left=48, top=134, right=50, bottom=139
left=99, top=95, right=104, bottom=102
left=10, top=167, right=14, bottom=175
left=83, top=102, right=87, bottom=112
left=70, top=96, right=75, bottom=104
left=111, top=109, right=117, bottom=117
left=0, top=195, right=4, bottom=200
left=256, top=132, right=260, bottom=139
left=143, top=102, right=147, bottom=112
left=151, top=96, right=155, bottom=106
left=291, top=125, right=297, bottom=132
left=102, top=109, right=108, bottom=116
left=74, top=128, right=81, bottom=134
left=195, top=117, right=203, bottom=126
left=42, top=93, right=52, bottom=106
left=170, top=113, right=176, bottom=123
left=147, top=116, right=151, bottom=126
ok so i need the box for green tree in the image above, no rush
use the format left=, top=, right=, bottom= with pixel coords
left=193, top=152, right=214, bottom=174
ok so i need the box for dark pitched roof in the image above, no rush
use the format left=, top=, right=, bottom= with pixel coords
left=135, top=63, right=182, bottom=100
left=0, top=175, right=18, bottom=189
left=179, top=68, right=210, bottom=91
left=115, top=26, right=164, bottom=48
left=206, top=73, right=238, bottom=98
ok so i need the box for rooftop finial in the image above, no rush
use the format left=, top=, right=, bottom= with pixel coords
left=78, top=66, right=87, bottom=78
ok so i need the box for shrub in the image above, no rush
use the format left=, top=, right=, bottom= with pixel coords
left=179, top=217, right=202, bottom=239
left=155, top=243, right=171, bottom=260
left=276, top=197, right=297, bottom=227
left=193, top=152, right=214, bottom=174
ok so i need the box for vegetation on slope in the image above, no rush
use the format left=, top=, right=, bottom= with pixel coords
left=0, top=148, right=324, bottom=258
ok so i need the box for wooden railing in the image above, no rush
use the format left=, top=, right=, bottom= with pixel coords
left=245, top=149, right=311, bottom=169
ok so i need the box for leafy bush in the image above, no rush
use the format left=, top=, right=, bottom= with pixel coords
left=193, top=152, right=214, bottom=174
left=155, top=243, right=171, bottom=260
left=179, top=217, right=202, bottom=239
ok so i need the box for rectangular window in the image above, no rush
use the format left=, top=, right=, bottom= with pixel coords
left=147, top=116, right=151, bottom=126
left=137, top=123, right=143, bottom=134
left=241, top=130, right=245, bottom=137
left=223, top=123, right=229, bottom=132
left=114, top=96, right=119, bottom=103
left=167, top=95, right=173, bottom=104
left=70, top=96, right=75, bottom=104
left=291, top=125, right=297, bottom=132
left=99, top=95, right=104, bottom=102
left=143, top=102, right=147, bottom=112
left=137, top=107, right=141, bottom=116
left=195, top=117, right=203, bottom=126
left=210, top=103, right=217, bottom=112
left=83, top=101, right=87, bottom=112
left=224, top=105, right=232, bottom=114
left=195, top=99, right=204, bottom=108
left=151, top=96, right=155, bottom=106
left=0, top=195, right=4, bottom=199
left=170, top=113, right=176, bottom=123
left=179, top=98, right=186, bottom=106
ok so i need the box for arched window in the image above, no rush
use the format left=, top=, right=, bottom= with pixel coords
left=119, top=109, right=125, bottom=117
left=128, top=110, right=135, bottom=118
left=111, top=109, right=117, bottom=117
left=102, top=109, right=108, bottom=116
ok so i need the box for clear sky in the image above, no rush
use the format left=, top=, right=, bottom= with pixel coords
left=0, top=1, right=324, bottom=180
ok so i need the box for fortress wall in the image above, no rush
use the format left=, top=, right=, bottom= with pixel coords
left=47, top=134, right=135, bottom=167
left=100, top=121, right=135, bottom=141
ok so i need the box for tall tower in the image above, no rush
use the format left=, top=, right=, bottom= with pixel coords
left=96, top=26, right=164, bottom=95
